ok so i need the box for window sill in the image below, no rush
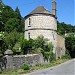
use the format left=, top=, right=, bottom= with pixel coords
left=28, top=26, right=31, bottom=27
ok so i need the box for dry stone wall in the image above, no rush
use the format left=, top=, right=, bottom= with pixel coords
left=5, top=53, right=44, bottom=69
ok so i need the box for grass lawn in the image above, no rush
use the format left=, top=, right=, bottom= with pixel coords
left=0, top=58, right=70, bottom=75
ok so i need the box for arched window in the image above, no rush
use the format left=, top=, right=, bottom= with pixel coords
left=28, top=18, right=31, bottom=27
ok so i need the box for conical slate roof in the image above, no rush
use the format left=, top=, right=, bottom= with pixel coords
left=25, top=6, right=52, bottom=18
left=29, top=6, right=51, bottom=15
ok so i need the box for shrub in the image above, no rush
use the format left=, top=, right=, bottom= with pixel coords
left=61, top=50, right=71, bottom=59
left=0, top=51, right=3, bottom=57
left=44, top=52, right=50, bottom=61
left=49, top=52, right=56, bottom=62
left=35, top=47, right=43, bottom=53
left=43, top=51, right=56, bottom=62
left=21, top=64, right=30, bottom=70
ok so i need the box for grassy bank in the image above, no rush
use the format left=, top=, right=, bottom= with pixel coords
left=0, top=58, right=69, bottom=75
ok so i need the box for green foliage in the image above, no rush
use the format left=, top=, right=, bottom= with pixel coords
left=20, top=35, right=54, bottom=61
left=34, top=35, right=48, bottom=49
left=43, top=51, right=55, bottom=62
left=0, top=21, right=4, bottom=31
left=65, top=36, right=75, bottom=58
left=0, top=0, right=24, bottom=32
left=0, top=0, right=5, bottom=31
left=49, top=52, right=56, bottom=62
left=2, top=5, right=16, bottom=23
left=44, top=42, right=53, bottom=52
left=4, top=18, right=19, bottom=32
left=43, top=52, right=50, bottom=62
left=15, top=7, right=24, bottom=32
left=35, top=47, right=43, bottom=53
left=12, top=42, right=22, bottom=55
left=65, top=36, right=75, bottom=51
left=4, top=30, right=20, bottom=49
left=0, top=32, right=4, bottom=40
left=57, top=22, right=65, bottom=35
left=0, top=32, right=6, bottom=55
left=0, top=31, right=23, bottom=55
left=57, top=21, right=75, bottom=35
left=61, top=49, right=71, bottom=59
left=0, top=0, right=5, bottom=12
left=15, top=7, right=21, bottom=20
left=21, top=64, right=30, bottom=70
left=0, top=50, right=3, bottom=57
left=20, top=38, right=34, bottom=54
left=34, top=36, right=55, bottom=62
left=0, top=31, right=24, bottom=55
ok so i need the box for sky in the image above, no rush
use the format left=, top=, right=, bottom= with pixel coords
left=2, top=0, right=74, bottom=25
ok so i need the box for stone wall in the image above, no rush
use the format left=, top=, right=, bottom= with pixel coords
left=56, top=34, right=65, bottom=58
left=25, top=14, right=57, bottom=40
left=5, top=53, right=44, bottom=69
left=25, top=14, right=57, bottom=31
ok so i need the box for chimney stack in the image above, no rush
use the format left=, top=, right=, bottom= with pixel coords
left=52, top=1, right=56, bottom=17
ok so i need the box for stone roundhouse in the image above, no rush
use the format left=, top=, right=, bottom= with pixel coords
left=24, top=1, right=65, bottom=58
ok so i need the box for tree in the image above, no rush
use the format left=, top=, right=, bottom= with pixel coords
left=15, top=7, right=24, bottom=32
left=4, top=30, right=20, bottom=50
left=34, top=35, right=55, bottom=62
left=0, top=4, right=25, bottom=32
left=0, top=21, right=4, bottom=31
left=15, top=7, right=21, bottom=20
left=20, top=38, right=34, bottom=54
left=57, top=22, right=65, bottom=35
left=57, top=21, right=75, bottom=35
left=4, top=18, right=19, bottom=32
left=42, top=42, right=55, bottom=62
left=12, top=42, right=21, bottom=55
left=0, top=0, right=5, bottom=31
left=34, top=35, right=48, bottom=49
left=0, top=0, right=5, bottom=11
left=65, top=36, right=75, bottom=58
left=0, top=32, right=6, bottom=56
left=2, top=6, right=16, bottom=23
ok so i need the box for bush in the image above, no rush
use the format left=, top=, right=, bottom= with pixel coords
left=35, top=47, right=43, bottom=53
left=61, top=50, right=71, bottom=59
left=49, top=52, right=56, bottom=62
left=43, top=52, right=56, bottom=62
left=21, top=64, right=30, bottom=70
left=0, top=51, right=3, bottom=57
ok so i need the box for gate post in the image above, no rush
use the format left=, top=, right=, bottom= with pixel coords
left=4, top=49, right=13, bottom=69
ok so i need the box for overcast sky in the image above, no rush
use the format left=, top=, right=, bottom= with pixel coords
left=2, top=0, right=74, bottom=25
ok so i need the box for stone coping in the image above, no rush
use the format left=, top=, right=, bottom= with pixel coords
left=13, top=54, right=38, bottom=57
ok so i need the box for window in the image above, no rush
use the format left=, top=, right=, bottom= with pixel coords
left=28, top=18, right=31, bottom=27
left=28, top=32, right=30, bottom=39
left=52, top=32, right=55, bottom=40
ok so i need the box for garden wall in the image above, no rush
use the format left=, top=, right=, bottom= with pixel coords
left=5, top=53, right=44, bottom=69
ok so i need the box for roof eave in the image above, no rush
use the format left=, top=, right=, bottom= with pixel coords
left=24, top=13, right=57, bottom=20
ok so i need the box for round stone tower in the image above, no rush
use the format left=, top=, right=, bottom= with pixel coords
left=25, top=1, right=57, bottom=53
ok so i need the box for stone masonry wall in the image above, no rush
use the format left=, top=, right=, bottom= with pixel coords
left=25, top=14, right=57, bottom=40
left=5, top=53, right=44, bottom=69
left=56, top=34, right=65, bottom=58
left=25, top=14, right=57, bottom=31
